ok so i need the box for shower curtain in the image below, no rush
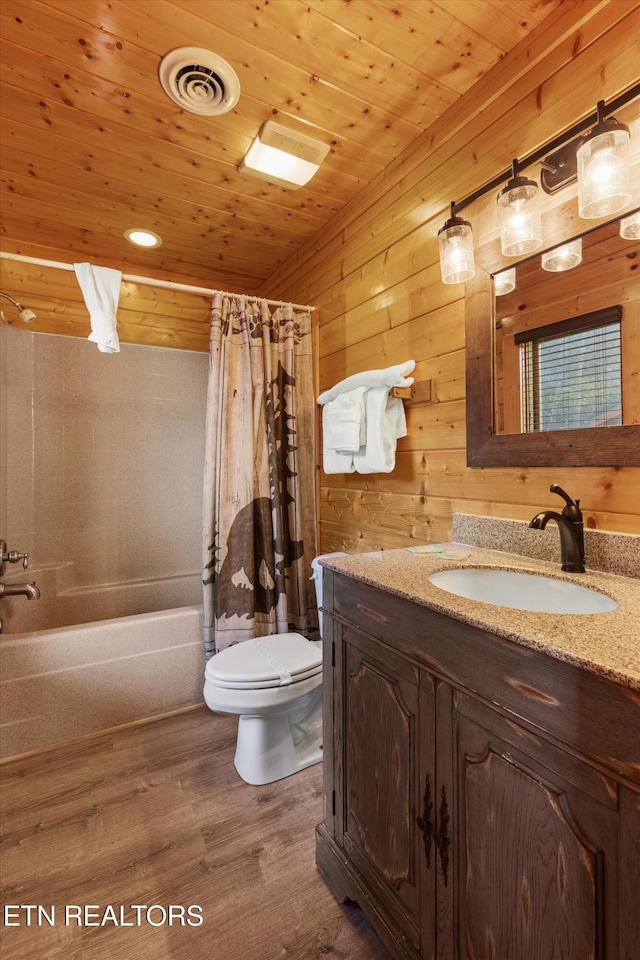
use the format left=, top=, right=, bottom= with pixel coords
left=202, top=293, right=317, bottom=657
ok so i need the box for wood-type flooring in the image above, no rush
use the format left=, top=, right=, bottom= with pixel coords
left=0, top=707, right=391, bottom=960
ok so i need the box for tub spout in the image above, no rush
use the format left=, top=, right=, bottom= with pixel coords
left=0, top=581, right=41, bottom=600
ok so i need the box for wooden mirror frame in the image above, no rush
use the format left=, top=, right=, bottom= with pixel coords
left=465, top=265, right=640, bottom=467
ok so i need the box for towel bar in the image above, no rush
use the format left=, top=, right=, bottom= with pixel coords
left=391, top=380, right=432, bottom=404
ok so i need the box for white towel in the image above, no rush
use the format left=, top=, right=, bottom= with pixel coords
left=73, top=262, right=122, bottom=353
left=322, top=423, right=356, bottom=474
left=324, top=386, right=367, bottom=452
left=317, top=359, right=415, bottom=406
left=353, top=388, right=407, bottom=474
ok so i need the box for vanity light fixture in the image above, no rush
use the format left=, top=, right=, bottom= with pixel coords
left=238, top=120, right=330, bottom=190
left=124, top=228, right=163, bottom=249
left=577, top=100, right=631, bottom=219
left=620, top=209, right=640, bottom=240
left=434, top=84, right=639, bottom=286
left=437, top=201, right=475, bottom=284
left=494, top=267, right=516, bottom=295
left=541, top=237, right=583, bottom=272
left=497, top=159, right=543, bottom=257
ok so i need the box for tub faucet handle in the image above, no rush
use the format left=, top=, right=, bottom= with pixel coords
left=7, top=551, right=29, bottom=570
left=0, top=539, right=29, bottom=576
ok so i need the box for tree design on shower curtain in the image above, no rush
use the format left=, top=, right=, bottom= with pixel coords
left=202, top=296, right=316, bottom=657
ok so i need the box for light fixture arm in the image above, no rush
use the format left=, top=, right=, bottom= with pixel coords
left=453, top=82, right=638, bottom=215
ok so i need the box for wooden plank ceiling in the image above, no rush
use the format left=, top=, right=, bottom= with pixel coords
left=0, top=0, right=563, bottom=293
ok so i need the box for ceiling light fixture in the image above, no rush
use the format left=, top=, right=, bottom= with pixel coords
left=124, top=229, right=163, bottom=249
left=437, top=201, right=475, bottom=284
left=497, top=159, right=543, bottom=258
left=238, top=121, right=330, bottom=190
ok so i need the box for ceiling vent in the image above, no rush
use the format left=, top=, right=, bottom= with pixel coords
left=158, top=47, right=240, bottom=116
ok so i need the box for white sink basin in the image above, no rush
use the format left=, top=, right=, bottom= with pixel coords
left=428, top=568, right=617, bottom=615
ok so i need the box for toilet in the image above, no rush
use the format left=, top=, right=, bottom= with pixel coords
left=203, top=553, right=348, bottom=785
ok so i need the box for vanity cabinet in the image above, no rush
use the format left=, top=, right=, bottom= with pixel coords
left=317, top=569, right=640, bottom=960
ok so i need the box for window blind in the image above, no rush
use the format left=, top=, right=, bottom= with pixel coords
left=517, top=306, right=622, bottom=433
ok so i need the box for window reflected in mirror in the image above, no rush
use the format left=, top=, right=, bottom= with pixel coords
left=517, top=307, right=622, bottom=432
left=492, top=215, right=639, bottom=435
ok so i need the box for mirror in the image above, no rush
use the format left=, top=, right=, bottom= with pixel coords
left=492, top=216, right=639, bottom=436
left=465, top=219, right=640, bottom=465
left=465, top=97, right=640, bottom=468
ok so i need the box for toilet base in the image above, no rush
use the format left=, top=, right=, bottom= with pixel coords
left=234, top=686, right=323, bottom=785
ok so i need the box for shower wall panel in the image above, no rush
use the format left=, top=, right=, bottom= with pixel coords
left=1, top=327, right=208, bottom=590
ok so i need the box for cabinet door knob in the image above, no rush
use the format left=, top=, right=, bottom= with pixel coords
left=434, top=784, right=450, bottom=886
left=416, top=773, right=434, bottom=868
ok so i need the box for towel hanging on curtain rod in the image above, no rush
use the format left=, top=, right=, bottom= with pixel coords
left=0, top=252, right=315, bottom=312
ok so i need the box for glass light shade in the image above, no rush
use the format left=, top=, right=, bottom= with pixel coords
left=240, top=139, right=319, bottom=187
left=577, top=122, right=631, bottom=219
left=620, top=210, right=640, bottom=240
left=238, top=121, right=329, bottom=189
left=541, top=238, right=583, bottom=272
left=494, top=267, right=516, bottom=295
left=497, top=176, right=543, bottom=257
left=438, top=216, right=475, bottom=284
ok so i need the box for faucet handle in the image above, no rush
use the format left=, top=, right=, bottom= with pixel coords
left=550, top=484, right=582, bottom=521
left=0, top=540, right=29, bottom=573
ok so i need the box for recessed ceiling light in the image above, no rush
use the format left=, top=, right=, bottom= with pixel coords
left=124, top=228, right=163, bottom=248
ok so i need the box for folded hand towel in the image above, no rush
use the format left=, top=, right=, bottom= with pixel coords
left=317, top=359, right=415, bottom=406
left=73, top=262, right=122, bottom=353
left=322, top=403, right=357, bottom=474
left=353, top=388, right=407, bottom=474
left=323, top=386, right=367, bottom=453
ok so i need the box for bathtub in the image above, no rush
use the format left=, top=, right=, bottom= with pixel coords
left=0, top=563, right=202, bottom=634
left=0, top=605, right=205, bottom=760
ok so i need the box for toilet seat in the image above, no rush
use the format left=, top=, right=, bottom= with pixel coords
left=206, top=633, right=322, bottom=690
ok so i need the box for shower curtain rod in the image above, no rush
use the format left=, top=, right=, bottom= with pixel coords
left=0, top=252, right=315, bottom=312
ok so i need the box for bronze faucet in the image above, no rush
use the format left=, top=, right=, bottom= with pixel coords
left=529, top=484, right=585, bottom=573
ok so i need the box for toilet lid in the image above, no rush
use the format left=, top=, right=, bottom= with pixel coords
left=206, top=633, right=322, bottom=689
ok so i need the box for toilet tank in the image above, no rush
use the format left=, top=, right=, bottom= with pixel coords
left=311, top=553, right=348, bottom=637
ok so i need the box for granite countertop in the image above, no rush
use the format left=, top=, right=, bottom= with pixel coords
left=321, top=545, right=640, bottom=691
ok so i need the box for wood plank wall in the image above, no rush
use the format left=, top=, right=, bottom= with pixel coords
left=262, top=1, right=640, bottom=548
left=0, top=258, right=212, bottom=352
left=2, top=3, right=639, bottom=553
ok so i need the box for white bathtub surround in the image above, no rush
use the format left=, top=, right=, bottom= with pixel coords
left=73, top=262, right=122, bottom=353
left=452, top=514, right=639, bottom=579
left=0, top=606, right=204, bottom=759
left=0, top=327, right=208, bottom=594
left=0, top=562, right=202, bottom=633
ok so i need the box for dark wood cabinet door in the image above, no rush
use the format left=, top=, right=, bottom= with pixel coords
left=450, top=694, right=620, bottom=960
left=619, top=786, right=640, bottom=960
left=337, top=626, right=436, bottom=954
